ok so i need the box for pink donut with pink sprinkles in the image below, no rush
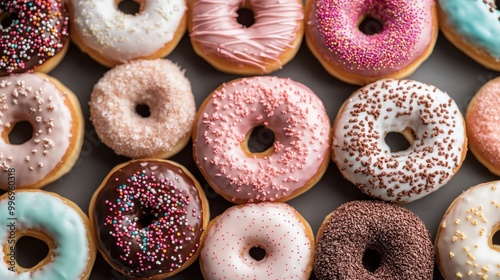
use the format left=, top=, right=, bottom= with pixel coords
left=305, top=0, right=438, bottom=85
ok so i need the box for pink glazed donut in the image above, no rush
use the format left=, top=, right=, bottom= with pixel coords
left=305, top=0, right=438, bottom=85
left=200, top=202, right=315, bottom=279
left=192, top=76, right=331, bottom=203
left=188, top=0, right=304, bottom=75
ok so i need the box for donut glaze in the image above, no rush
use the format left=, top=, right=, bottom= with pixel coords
left=436, top=181, right=500, bottom=279
left=0, top=190, right=96, bottom=279
left=314, top=200, right=434, bottom=279
left=90, top=159, right=208, bottom=279
left=438, top=0, right=500, bottom=69
left=193, top=76, right=331, bottom=203
left=305, top=0, right=437, bottom=84
left=0, top=73, right=83, bottom=190
left=189, top=0, right=304, bottom=74
left=0, top=0, right=70, bottom=75
left=69, top=0, right=186, bottom=66
left=200, top=202, right=314, bottom=279
left=90, top=59, right=195, bottom=159
left=466, top=77, right=500, bottom=175
left=332, top=79, right=466, bottom=203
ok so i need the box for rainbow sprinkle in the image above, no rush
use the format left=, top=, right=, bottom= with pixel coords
left=0, top=0, right=69, bottom=74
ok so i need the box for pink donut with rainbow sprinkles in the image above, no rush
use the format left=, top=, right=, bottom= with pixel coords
left=305, top=0, right=438, bottom=85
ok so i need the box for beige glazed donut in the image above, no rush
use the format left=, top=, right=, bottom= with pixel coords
left=0, top=73, right=84, bottom=190
left=90, top=59, right=195, bottom=159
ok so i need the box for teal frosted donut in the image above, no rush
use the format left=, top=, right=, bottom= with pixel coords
left=438, top=0, right=500, bottom=70
left=0, top=190, right=96, bottom=279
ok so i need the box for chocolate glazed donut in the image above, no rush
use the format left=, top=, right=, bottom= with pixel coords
left=89, top=159, right=209, bottom=279
left=314, top=200, right=434, bottom=279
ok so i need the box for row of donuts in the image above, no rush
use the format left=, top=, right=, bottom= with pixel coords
left=2, top=168, right=500, bottom=279
left=4, top=58, right=500, bottom=204
left=2, top=0, right=500, bottom=84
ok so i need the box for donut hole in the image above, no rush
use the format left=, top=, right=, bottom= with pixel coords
left=358, top=15, right=384, bottom=35
left=16, top=235, right=50, bottom=269
left=490, top=226, right=500, bottom=250
left=137, top=212, right=157, bottom=229
left=7, top=120, right=34, bottom=145
left=246, top=125, right=275, bottom=154
left=237, top=7, right=255, bottom=28
left=0, top=11, right=17, bottom=28
left=384, top=131, right=412, bottom=154
left=249, top=246, right=267, bottom=261
left=117, top=0, right=142, bottom=15
left=362, top=248, right=382, bottom=273
left=135, top=104, right=151, bottom=118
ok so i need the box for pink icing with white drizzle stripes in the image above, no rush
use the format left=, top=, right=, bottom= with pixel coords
left=307, top=0, right=435, bottom=76
left=193, top=76, right=330, bottom=203
left=189, top=0, right=304, bottom=72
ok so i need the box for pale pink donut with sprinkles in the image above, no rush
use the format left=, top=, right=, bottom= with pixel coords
left=192, top=76, right=331, bottom=203
left=305, top=0, right=438, bottom=85
left=199, top=202, right=315, bottom=280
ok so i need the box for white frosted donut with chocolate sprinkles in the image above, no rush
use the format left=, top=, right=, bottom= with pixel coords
left=90, top=59, right=195, bottom=159
left=332, top=79, right=467, bottom=203
left=200, top=202, right=315, bottom=279
left=193, top=76, right=331, bottom=203
left=435, top=181, right=500, bottom=279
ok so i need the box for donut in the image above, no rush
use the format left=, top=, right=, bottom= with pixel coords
left=0, top=189, right=96, bottom=279
left=314, top=200, right=434, bottom=279
left=89, top=59, right=195, bottom=159
left=435, top=181, right=500, bottom=279
left=332, top=79, right=467, bottom=203
left=0, top=0, right=70, bottom=75
left=89, top=159, right=209, bottom=279
left=0, top=73, right=84, bottom=190
left=188, top=0, right=304, bottom=75
left=192, top=76, right=331, bottom=203
left=68, top=0, right=187, bottom=67
left=305, top=0, right=438, bottom=85
left=466, top=77, right=500, bottom=176
left=438, top=1, right=500, bottom=71
left=200, top=202, right=314, bottom=279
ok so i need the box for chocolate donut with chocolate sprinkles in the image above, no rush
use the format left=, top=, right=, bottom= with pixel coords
left=314, top=200, right=434, bottom=279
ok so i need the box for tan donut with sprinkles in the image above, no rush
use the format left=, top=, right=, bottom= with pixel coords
left=435, top=181, right=500, bottom=279
left=199, top=202, right=315, bottom=279
left=90, top=59, right=195, bottom=159
left=332, top=79, right=467, bottom=203
left=466, top=77, right=500, bottom=176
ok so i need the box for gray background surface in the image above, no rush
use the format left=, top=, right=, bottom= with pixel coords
left=8, top=20, right=500, bottom=280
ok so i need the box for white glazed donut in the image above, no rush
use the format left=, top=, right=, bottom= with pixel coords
left=199, top=202, right=315, bottom=280
left=69, top=0, right=187, bottom=67
left=0, top=73, right=84, bottom=190
left=90, top=59, right=195, bottom=159
left=0, top=190, right=96, bottom=279
left=332, top=79, right=467, bottom=203
left=435, top=181, right=500, bottom=279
